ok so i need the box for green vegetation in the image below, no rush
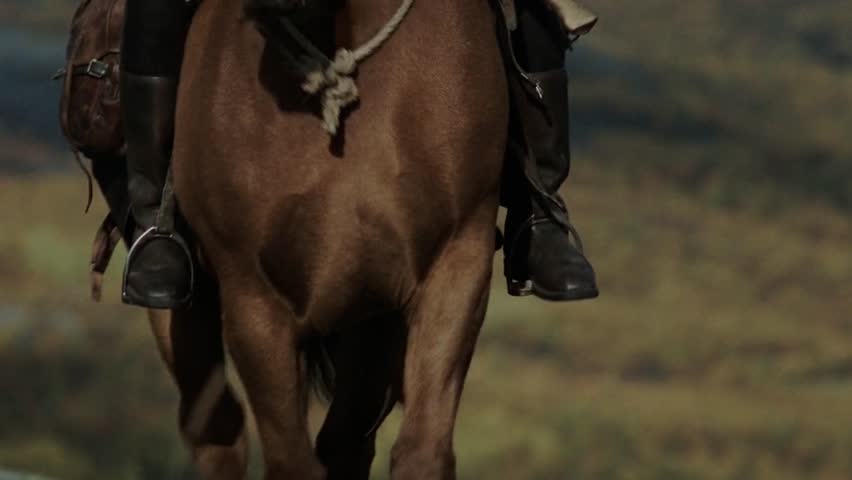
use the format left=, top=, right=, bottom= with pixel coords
left=1, top=169, right=849, bottom=479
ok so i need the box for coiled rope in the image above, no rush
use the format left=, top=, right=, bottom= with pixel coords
left=302, top=0, right=415, bottom=135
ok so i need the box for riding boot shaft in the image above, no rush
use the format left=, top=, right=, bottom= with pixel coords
left=122, top=0, right=195, bottom=77
left=502, top=0, right=598, bottom=301
left=122, top=74, right=179, bottom=225
left=120, top=0, right=196, bottom=308
left=513, top=0, right=573, bottom=192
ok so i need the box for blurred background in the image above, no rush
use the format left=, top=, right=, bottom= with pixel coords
left=1, top=0, right=851, bottom=479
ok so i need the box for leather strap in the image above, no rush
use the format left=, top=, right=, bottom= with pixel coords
left=498, top=0, right=518, bottom=31
left=155, top=167, right=178, bottom=235
left=54, top=56, right=116, bottom=80
left=90, top=213, right=122, bottom=301
left=250, top=13, right=332, bottom=79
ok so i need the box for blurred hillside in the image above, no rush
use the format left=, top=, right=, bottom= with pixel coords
left=573, top=0, right=852, bottom=211
left=1, top=1, right=851, bottom=479
left=1, top=0, right=851, bottom=209
left=0, top=26, right=67, bottom=169
left=0, top=0, right=78, bottom=32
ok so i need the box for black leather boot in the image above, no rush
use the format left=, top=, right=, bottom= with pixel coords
left=501, top=1, right=599, bottom=301
left=120, top=0, right=196, bottom=308
left=504, top=70, right=598, bottom=301
left=120, top=71, right=193, bottom=308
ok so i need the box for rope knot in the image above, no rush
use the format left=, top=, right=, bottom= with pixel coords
left=301, top=49, right=359, bottom=135
left=300, top=0, right=414, bottom=136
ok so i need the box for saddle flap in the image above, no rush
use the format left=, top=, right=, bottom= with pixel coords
left=544, top=0, right=598, bottom=36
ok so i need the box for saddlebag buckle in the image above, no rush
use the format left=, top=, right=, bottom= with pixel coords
left=85, top=59, right=111, bottom=79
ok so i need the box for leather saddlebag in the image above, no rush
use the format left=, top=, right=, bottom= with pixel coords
left=58, top=0, right=126, bottom=158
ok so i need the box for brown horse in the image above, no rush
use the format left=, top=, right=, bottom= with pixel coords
left=141, top=0, right=508, bottom=478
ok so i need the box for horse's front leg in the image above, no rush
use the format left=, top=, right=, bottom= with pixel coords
left=147, top=274, right=249, bottom=480
left=218, top=268, right=326, bottom=480
left=390, top=212, right=495, bottom=480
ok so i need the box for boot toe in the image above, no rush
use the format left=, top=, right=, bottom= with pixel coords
left=525, top=221, right=599, bottom=301
left=529, top=261, right=599, bottom=301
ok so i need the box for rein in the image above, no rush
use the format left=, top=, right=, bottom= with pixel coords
left=255, top=0, right=415, bottom=135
